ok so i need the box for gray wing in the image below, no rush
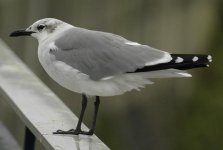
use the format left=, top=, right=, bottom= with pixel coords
left=51, top=27, right=171, bottom=80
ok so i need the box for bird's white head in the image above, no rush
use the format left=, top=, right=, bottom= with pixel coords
left=10, top=18, right=72, bottom=42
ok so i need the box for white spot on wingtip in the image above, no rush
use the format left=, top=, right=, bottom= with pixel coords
left=125, top=41, right=141, bottom=46
left=175, top=57, right=183, bottom=63
left=207, top=55, right=212, bottom=62
left=192, top=56, right=199, bottom=62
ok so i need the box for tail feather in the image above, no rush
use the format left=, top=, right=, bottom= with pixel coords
left=133, top=54, right=212, bottom=73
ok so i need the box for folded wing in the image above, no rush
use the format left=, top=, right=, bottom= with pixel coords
left=51, top=27, right=172, bottom=80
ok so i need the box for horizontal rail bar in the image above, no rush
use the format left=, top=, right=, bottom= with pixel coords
left=0, top=39, right=109, bottom=150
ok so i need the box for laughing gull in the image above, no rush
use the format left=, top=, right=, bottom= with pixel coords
left=10, top=18, right=212, bottom=135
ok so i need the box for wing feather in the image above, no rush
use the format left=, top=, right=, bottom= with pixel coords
left=51, top=27, right=172, bottom=80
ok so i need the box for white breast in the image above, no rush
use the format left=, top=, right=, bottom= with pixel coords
left=38, top=43, right=86, bottom=94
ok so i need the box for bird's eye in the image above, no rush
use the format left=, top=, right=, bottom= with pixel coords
left=37, top=24, right=46, bottom=31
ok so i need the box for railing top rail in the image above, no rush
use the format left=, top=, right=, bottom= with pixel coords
left=0, top=39, right=109, bottom=150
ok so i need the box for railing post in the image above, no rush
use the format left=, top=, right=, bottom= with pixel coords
left=24, top=127, right=36, bottom=150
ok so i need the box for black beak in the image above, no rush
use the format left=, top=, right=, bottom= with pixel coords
left=10, top=29, right=35, bottom=37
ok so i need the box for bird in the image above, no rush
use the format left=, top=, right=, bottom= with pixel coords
left=10, top=18, right=212, bottom=135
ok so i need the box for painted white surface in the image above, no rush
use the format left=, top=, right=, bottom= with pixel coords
left=0, top=39, right=109, bottom=150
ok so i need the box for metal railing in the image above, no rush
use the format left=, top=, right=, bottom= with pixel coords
left=0, top=39, right=110, bottom=150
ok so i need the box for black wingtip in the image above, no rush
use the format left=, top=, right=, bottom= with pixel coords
left=130, top=54, right=212, bottom=73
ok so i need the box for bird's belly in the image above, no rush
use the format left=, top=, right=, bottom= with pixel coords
left=40, top=60, right=119, bottom=96
left=38, top=48, right=151, bottom=96
left=38, top=54, right=115, bottom=96
left=38, top=49, right=83, bottom=94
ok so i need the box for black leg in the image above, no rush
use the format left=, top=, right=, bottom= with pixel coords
left=74, top=94, right=88, bottom=131
left=53, top=94, right=88, bottom=135
left=87, top=96, right=100, bottom=135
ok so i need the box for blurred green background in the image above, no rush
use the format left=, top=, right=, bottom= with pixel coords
left=0, top=0, right=222, bottom=150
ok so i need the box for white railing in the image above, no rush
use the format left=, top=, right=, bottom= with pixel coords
left=0, top=39, right=110, bottom=150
